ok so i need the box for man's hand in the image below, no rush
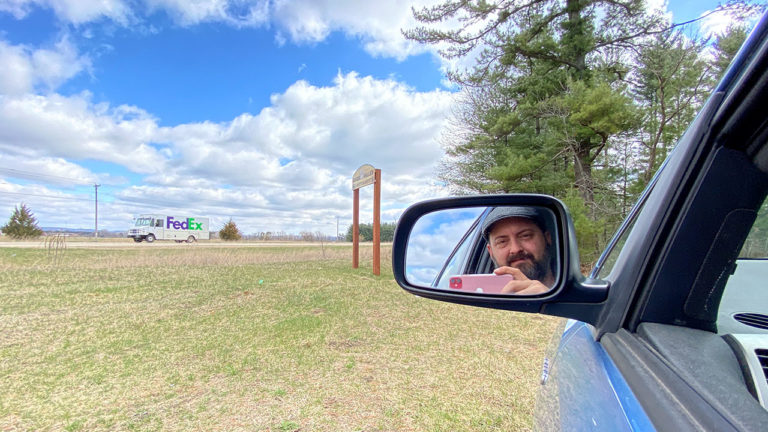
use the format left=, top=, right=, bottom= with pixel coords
left=494, top=266, right=550, bottom=295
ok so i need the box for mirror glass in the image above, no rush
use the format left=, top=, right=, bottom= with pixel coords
left=405, top=205, right=559, bottom=295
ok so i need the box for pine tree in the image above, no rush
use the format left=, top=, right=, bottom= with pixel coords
left=219, top=219, right=242, bottom=241
left=632, top=30, right=712, bottom=189
left=405, top=0, right=663, bottom=208
left=405, top=0, right=762, bottom=259
left=713, top=26, right=750, bottom=80
left=1, top=203, right=43, bottom=239
left=405, top=0, right=759, bottom=210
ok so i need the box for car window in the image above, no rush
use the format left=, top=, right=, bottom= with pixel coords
left=592, top=214, right=637, bottom=279
left=717, top=196, right=768, bottom=334
left=592, top=158, right=666, bottom=279
left=434, top=230, right=475, bottom=288
left=739, top=199, right=768, bottom=258
left=405, top=207, right=484, bottom=286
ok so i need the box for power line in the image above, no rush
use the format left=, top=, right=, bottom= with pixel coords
left=1, top=168, right=298, bottom=211
left=0, top=190, right=92, bottom=203
left=0, top=167, right=89, bottom=184
left=0, top=188, right=238, bottom=209
left=0, top=184, right=348, bottom=224
left=0, top=189, right=258, bottom=215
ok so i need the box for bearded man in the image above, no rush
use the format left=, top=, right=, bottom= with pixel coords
left=481, top=207, right=555, bottom=295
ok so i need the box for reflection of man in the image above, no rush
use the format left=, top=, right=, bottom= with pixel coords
left=481, top=207, right=555, bottom=295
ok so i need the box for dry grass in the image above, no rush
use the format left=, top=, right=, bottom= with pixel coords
left=0, top=245, right=560, bottom=431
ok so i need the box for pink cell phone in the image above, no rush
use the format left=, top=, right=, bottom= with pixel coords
left=447, top=274, right=515, bottom=294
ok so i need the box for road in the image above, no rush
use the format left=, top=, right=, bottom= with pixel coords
left=0, top=240, right=354, bottom=249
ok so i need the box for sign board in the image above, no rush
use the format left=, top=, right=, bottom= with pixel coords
left=351, top=164, right=381, bottom=276
left=352, top=164, right=376, bottom=190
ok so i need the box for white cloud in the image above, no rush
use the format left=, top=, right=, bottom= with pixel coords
left=698, top=7, right=761, bottom=39
left=144, top=0, right=270, bottom=27
left=0, top=72, right=453, bottom=233
left=1, top=0, right=442, bottom=61
left=0, top=0, right=132, bottom=24
left=0, top=92, right=164, bottom=172
left=271, top=0, right=434, bottom=60
left=645, top=0, right=668, bottom=15
left=136, top=72, right=455, bottom=202
left=0, top=154, right=100, bottom=185
left=266, top=72, right=452, bottom=172
left=700, top=11, right=733, bottom=38
left=0, top=37, right=91, bottom=95
left=0, top=41, right=33, bottom=95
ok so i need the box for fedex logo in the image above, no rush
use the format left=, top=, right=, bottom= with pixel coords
left=166, top=217, right=203, bottom=231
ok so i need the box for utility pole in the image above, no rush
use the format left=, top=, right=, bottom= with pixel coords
left=336, top=216, right=340, bottom=241
left=94, top=184, right=100, bottom=239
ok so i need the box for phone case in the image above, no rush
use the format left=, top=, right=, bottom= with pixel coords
left=448, top=274, right=516, bottom=294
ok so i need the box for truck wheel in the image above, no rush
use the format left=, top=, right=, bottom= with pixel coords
left=186, top=235, right=196, bottom=243
left=133, top=238, right=142, bottom=243
left=146, top=234, right=156, bottom=243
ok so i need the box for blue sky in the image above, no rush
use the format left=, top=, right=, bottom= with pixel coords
left=0, top=0, right=760, bottom=235
left=406, top=207, right=483, bottom=285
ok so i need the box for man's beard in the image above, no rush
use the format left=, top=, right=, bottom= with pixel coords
left=497, top=248, right=552, bottom=280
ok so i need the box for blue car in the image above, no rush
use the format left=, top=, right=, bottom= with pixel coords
left=392, top=11, right=768, bottom=432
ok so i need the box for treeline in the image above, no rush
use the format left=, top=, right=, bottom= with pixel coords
left=345, top=222, right=396, bottom=242
left=405, top=0, right=764, bottom=262
left=224, top=231, right=344, bottom=242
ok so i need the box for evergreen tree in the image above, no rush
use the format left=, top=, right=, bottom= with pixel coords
left=405, top=0, right=763, bottom=259
left=345, top=222, right=396, bottom=242
left=713, top=25, right=750, bottom=79
left=1, top=203, right=43, bottom=239
left=406, top=1, right=760, bottom=205
left=219, top=219, right=242, bottom=241
left=406, top=0, right=666, bottom=208
left=632, top=30, right=712, bottom=186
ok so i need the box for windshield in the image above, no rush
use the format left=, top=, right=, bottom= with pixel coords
left=134, top=217, right=153, bottom=227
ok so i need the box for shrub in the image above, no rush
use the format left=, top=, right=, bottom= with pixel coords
left=219, top=219, right=242, bottom=241
left=1, top=203, right=43, bottom=239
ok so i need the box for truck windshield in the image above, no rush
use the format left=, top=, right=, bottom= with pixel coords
left=135, top=217, right=153, bottom=226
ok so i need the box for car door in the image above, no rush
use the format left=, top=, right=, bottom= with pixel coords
left=153, top=217, right=165, bottom=239
left=392, top=11, right=768, bottom=432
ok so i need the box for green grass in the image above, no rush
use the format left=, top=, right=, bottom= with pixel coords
left=0, top=244, right=560, bottom=431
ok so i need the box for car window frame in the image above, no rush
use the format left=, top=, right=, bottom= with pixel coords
left=432, top=209, right=488, bottom=287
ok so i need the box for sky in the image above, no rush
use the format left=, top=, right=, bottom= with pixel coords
left=0, top=0, right=758, bottom=236
left=406, top=207, right=484, bottom=285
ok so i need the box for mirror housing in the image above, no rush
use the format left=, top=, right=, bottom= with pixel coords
left=392, top=195, right=609, bottom=322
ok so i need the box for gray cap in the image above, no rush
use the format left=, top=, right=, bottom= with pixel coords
left=481, top=206, right=546, bottom=241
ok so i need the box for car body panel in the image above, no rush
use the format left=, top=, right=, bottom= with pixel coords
left=536, top=320, right=654, bottom=431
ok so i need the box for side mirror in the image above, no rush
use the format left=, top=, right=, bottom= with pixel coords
left=392, top=195, right=608, bottom=314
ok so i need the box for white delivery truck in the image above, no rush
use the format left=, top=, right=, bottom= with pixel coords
left=128, top=214, right=210, bottom=243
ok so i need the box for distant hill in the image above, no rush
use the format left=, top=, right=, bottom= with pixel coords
left=42, top=227, right=92, bottom=233
left=41, top=227, right=126, bottom=238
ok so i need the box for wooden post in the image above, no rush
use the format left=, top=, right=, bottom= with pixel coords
left=353, top=188, right=359, bottom=269
left=373, top=169, right=381, bottom=276
left=351, top=164, right=380, bottom=275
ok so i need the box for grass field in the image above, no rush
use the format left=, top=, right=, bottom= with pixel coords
left=0, top=242, right=560, bottom=431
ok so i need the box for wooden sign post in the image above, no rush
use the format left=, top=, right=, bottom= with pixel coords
left=352, top=164, right=381, bottom=276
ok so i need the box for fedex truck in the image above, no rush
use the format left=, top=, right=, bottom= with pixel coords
left=128, top=215, right=210, bottom=243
